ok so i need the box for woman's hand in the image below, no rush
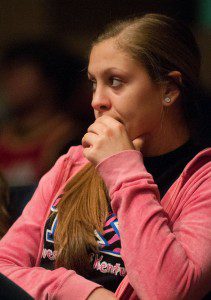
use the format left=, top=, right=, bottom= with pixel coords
left=82, top=115, right=142, bottom=165
left=87, top=288, right=117, bottom=300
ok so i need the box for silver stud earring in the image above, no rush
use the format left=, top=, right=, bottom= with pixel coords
left=164, top=97, right=171, bottom=103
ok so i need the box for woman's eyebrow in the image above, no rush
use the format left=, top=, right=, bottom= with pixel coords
left=88, top=67, right=127, bottom=78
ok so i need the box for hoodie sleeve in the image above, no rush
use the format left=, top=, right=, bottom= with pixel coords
left=0, top=148, right=100, bottom=300
left=97, top=150, right=211, bottom=300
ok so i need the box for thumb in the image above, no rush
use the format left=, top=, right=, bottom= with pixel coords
left=132, top=136, right=145, bottom=151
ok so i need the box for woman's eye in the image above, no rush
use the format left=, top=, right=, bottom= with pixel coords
left=89, top=80, right=97, bottom=92
left=111, top=78, right=122, bottom=88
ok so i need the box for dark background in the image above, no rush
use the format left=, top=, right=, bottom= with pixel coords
left=0, top=0, right=210, bottom=91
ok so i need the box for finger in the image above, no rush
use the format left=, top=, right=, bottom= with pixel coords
left=87, top=121, right=108, bottom=135
left=82, top=132, right=98, bottom=148
left=96, top=116, right=127, bottom=138
left=132, top=137, right=145, bottom=151
left=96, top=115, right=122, bottom=127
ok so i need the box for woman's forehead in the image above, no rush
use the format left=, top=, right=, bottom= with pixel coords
left=88, top=40, right=139, bottom=75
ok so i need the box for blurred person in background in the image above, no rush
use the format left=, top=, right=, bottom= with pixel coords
left=0, top=172, right=10, bottom=239
left=0, top=40, right=90, bottom=187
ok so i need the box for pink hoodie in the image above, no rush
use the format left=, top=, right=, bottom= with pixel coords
left=0, top=145, right=211, bottom=299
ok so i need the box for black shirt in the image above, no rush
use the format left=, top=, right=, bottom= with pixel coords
left=144, top=141, right=203, bottom=198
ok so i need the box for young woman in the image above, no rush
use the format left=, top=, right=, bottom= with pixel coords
left=0, top=13, right=210, bottom=300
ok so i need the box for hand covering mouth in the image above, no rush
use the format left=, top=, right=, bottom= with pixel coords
left=97, top=113, right=123, bottom=124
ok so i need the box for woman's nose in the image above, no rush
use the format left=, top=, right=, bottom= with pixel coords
left=91, top=87, right=111, bottom=112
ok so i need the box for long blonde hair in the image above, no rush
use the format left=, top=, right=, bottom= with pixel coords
left=54, top=13, right=202, bottom=274
left=55, top=163, right=109, bottom=275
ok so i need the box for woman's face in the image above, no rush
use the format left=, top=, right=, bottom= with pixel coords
left=88, top=38, right=165, bottom=141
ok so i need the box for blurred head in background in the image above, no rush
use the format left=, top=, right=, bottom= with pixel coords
left=0, top=39, right=91, bottom=118
left=0, top=39, right=93, bottom=186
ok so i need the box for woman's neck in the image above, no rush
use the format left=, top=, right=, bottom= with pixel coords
left=142, top=107, right=190, bottom=157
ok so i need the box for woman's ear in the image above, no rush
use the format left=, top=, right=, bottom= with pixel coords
left=162, top=71, right=182, bottom=107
